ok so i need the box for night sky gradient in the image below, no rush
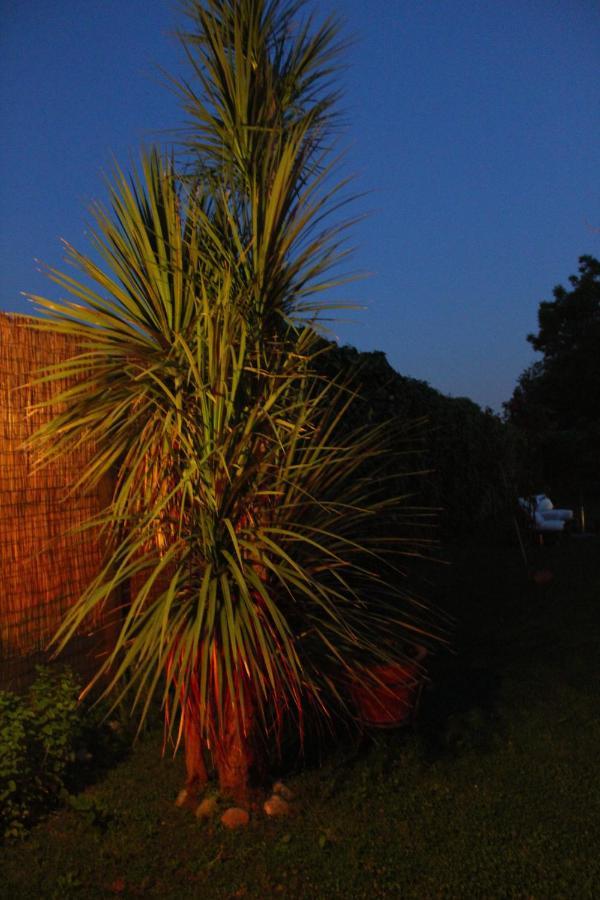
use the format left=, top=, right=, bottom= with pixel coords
left=1, top=0, right=598, bottom=411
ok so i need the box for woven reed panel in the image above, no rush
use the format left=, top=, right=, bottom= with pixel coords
left=0, top=312, right=119, bottom=690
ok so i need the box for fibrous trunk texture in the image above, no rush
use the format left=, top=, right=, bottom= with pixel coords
left=214, top=692, right=256, bottom=805
left=184, top=713, right=209, bottom=795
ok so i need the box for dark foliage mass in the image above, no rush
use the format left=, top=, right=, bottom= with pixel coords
left=0, top=667, right=129, bottom=841
left=505, top=255, right=600, bottom=495
left=317, top=342, right=522, bottom=536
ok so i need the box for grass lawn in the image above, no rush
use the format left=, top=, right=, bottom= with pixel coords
left=2, top=528, right=599, bottom=898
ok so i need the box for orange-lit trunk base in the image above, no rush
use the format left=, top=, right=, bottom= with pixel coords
left=180, top=678, right=260, bottom=807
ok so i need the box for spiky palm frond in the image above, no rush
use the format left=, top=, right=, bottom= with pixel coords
left=173, top=0, right=355, bottom=331
left=28, top=150, right=441, bottom=761
left=27, top=2, right=444, bottom=783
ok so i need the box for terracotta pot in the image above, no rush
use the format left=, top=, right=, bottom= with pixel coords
left=350, top=645, right=427, bottom=727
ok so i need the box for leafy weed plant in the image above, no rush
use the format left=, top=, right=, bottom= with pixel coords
left=0, top=666, right=131, bottom=841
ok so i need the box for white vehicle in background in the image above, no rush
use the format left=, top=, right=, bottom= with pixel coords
left=518, top=494, right=574, bottom=535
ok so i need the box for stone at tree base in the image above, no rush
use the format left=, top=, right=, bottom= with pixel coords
left=272, top=781, right=295, bottom=801
left=263, top=794, right=290, bottom=817
left=221, top=807, right=250, bottom=828
left=175, top=784, right=203, bottom=809
left=175, top=788, right=191, bottom=807
left=195, top=795, right=218, bottom=819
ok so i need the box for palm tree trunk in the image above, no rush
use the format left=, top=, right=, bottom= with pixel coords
left=214, top=690, right=255, bottom=805
left=184, top=711, right=209, bottom=794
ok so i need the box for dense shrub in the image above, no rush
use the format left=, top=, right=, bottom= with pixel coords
left=0, top=666, right=129, bottom=840
left=316, top=343, right=523, bottom=536
left=0, top=667, right=82, bottom=838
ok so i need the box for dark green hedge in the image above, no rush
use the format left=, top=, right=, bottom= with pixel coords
left=316, top=343, right=523, bottom=537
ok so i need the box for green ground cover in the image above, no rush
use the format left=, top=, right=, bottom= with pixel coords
left=2, top=530, right=599, bottom=899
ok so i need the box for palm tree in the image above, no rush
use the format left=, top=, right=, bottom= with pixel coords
left=28, top=0, right=443, bottom=804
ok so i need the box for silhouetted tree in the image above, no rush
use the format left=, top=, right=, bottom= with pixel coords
left=505, top=255, right=600, bottom=491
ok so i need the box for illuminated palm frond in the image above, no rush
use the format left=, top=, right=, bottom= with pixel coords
left=27, top=0, right=444, bottom=785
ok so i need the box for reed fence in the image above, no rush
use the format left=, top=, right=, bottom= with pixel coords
left=0, top=312, right=119, bottom=691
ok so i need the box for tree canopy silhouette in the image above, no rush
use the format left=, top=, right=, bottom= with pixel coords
left=505, top=255, right=600, bottom=490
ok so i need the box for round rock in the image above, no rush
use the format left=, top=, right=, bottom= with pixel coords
left=272, top=781, right=295, bottom=801
left=175, top=788, right=191, bottom=807
left=264, top=794, right=290, bottom=818
left=195, top=795, right=218, bottom=820
left=221, top=807, right=250, bottom=829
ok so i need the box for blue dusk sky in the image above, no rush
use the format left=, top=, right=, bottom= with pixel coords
left=1, top=0, right=598, bottom=412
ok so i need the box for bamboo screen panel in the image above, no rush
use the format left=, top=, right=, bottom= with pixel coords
left=0, top=313, right=119, bottom=691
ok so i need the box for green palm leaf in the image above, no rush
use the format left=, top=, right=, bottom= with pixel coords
left=27, top=1, right=445, bottom=797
